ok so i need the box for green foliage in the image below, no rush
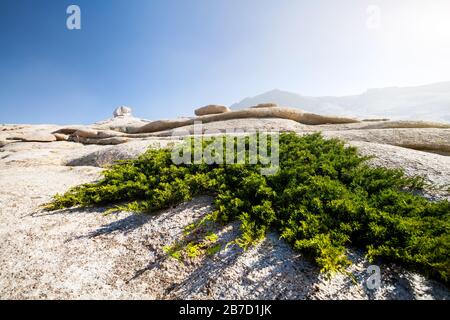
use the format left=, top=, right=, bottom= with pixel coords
left=45, top=133, right=450, bottom=284
left=164, top=218, right=221, bottom=261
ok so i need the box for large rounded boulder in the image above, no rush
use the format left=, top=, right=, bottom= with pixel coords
left=194, top=105, right=230, bottom=116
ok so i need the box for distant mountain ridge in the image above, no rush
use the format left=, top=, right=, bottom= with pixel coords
left=231, top=82, right=450, bottom=122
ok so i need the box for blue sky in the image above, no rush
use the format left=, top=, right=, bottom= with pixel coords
left=1, top=0, right=450, bottom=124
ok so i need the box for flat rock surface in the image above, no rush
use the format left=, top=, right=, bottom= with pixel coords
left=163, top=118, right=308, bottom=136
left=0, top=131, right=449, bottom=299
left=350, top=141, right=450, bottom=188
left=321, top=128, right=450, bottom=154
left=66, top=139, right=179, bottom=167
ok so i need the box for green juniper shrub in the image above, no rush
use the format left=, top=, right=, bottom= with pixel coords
left=45, top=133, right=450, bottom=284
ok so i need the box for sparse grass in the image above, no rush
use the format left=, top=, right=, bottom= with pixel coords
left=45, top=133, right=450, bottom=284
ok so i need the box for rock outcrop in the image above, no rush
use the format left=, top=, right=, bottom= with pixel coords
left=195, top=105, right=230, bottom=116
left=322, top=128, right=450, bottom=156
left=113, top=106, right=133, bottom=117
left=4, top=105, right=450, bottom=150
left=66, top=140, right=179, bottom=167
left=94, top=116, right=149, bottom=133
left=349, top=140, right=450, bottom=192
left=361, top=120, right=450, bottom=130
left=53, top=133, right=69, bottom=141
left=1, top=138, right=449, bottom=299
left=132, top=107, right=361, bottom=134
left=1, top=104, right=450, bottom=300
left=92, top=106, right=150, bottom=133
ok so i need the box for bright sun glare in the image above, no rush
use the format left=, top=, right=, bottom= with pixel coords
left=382, top=2, right=450, bottom=51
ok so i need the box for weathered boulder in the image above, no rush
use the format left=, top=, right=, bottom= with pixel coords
left=52, top=126, right=93, bottom=135
left=53, top=133, right=69, bottom=141
left=132, top=119, right=192, bottom=133
left=195, top=105, right=230, bottom=116
left=73, top=129, right=99, bottom=139
left=113, top=106, right=132, bottom=117
left=51, top=126, right=132, bottom=145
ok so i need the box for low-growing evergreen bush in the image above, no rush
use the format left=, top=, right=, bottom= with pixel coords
left=45, top=133, right=450, bottom=284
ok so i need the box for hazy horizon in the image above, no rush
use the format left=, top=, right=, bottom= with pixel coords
left=1, top=0, right=450, bottom=124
